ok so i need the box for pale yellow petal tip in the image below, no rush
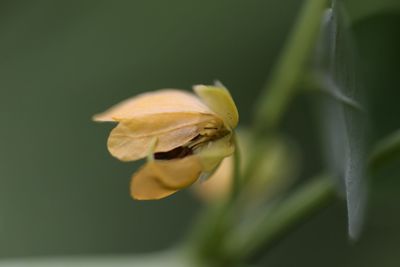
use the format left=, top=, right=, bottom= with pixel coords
left=92, top=113, right=115, bottom=122
left=193, top=83, right=239, bottom=129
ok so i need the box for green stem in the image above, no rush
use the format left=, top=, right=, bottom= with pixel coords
left=230, top=133, right=241, bottom=202
left=191, top=0, right=334, bottom=265
left=225, top=174, right=336, bottom=262
left=254, top=0, right=329, bottom=132
left=369, top=129, right=400, bottom=172
left=244, top=0, right=330, bottom=185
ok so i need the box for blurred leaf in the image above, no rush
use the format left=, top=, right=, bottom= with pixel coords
left=0, top=249, right=190, bottom=267
left=314, top=0, right=367, bottom=239
left=345, top=0, right=400, bottom=24
left=369, top=129, right=400, bottom=171
left=0, top=0, right=303, bottom=258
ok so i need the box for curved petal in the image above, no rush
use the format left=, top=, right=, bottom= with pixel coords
left=193, top=84, right=239, bottom=129
left=193, top=156, right=233, bottom=201
left=130, top=163, right=178, bottom=200
left=196, top=134, right=235, bottom=172
left=107, top=113, right=222, bottom=161
left=131, top=156, right=203, bottom=200
left=152, top=156, right=203, bottom=189
left=93, top=89, right=214, bottom=122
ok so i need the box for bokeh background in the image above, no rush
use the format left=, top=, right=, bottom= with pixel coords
left=0, top=0, right=399, bottom=266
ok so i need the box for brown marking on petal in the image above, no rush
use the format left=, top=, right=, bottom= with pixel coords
left=154, top=146, right=193, bottom=160
left=188, top=126, right=231, bottom=151
left=107, top=113, right=222, bottom=162
left=152, top=124, right=230, bottom=160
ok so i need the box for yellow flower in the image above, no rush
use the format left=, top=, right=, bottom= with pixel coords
left=93, top=82, right=239, bottom=200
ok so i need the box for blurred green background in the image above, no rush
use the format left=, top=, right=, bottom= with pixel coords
left=0, top=0, right=399, bottom=266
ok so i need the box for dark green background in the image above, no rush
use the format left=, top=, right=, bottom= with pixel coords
left=0, top=0, right=399, bottom=266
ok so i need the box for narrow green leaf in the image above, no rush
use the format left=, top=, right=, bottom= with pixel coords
left=369, top=129, right=400, bottom=171
left=314, top=0, right=367, bottom=240
left=0, top=250, right=189, bottom=267
left=346, top=0, right=400, bottom=24
left=225, top=175, right=335, bottom=261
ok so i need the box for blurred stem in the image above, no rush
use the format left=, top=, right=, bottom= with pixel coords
left=225, top=174, right=336, bottom=262
left=369, top=129, right=400, bottom=172
left=190, top=132, right=242, bottom=266
left=254, top=0, right=329, bottom=132
left=244, top=0, right=330, bottom=185
left=192, top=0, right=334, bottom=265
left=231, top=133, right=241, bottom=202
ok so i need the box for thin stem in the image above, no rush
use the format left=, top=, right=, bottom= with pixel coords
left=230, top=133, right=241, bottom=202
left=189, top=135, right=242, bottom=266
left=225, top=174, right=336, bottom=262
left=254, top=0, right=330, bottom=132
left=369, top=129, right=400, bottom=172
left=242, top=135, right=273, bottom=186
left=244, top=0, right=330, bottom=185
left=191, top=0, right=334, bottom=265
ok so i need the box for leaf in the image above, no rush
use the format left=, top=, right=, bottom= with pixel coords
left=0, top=249, right=190, bottom=267
left=369, top=129, right=400, bottom=171
left=314, top=0, right=367, bottom=240
left=346, top=0, right=400, bottom=24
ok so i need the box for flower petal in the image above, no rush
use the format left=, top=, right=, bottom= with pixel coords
left=131, top=156, right=203, bottom=200
left=93, top=89, right=214, bottom=122
left=130, top=163, right=178, bottom=200
left=193, top=84, right=239, bottom=129
left=193, top=156, right=233, bottom=201
left=153, top=156, right=203, bottom=189
left=108, top=113, right=222, bottom=161
left=196, top=134, right=235, bottom=173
